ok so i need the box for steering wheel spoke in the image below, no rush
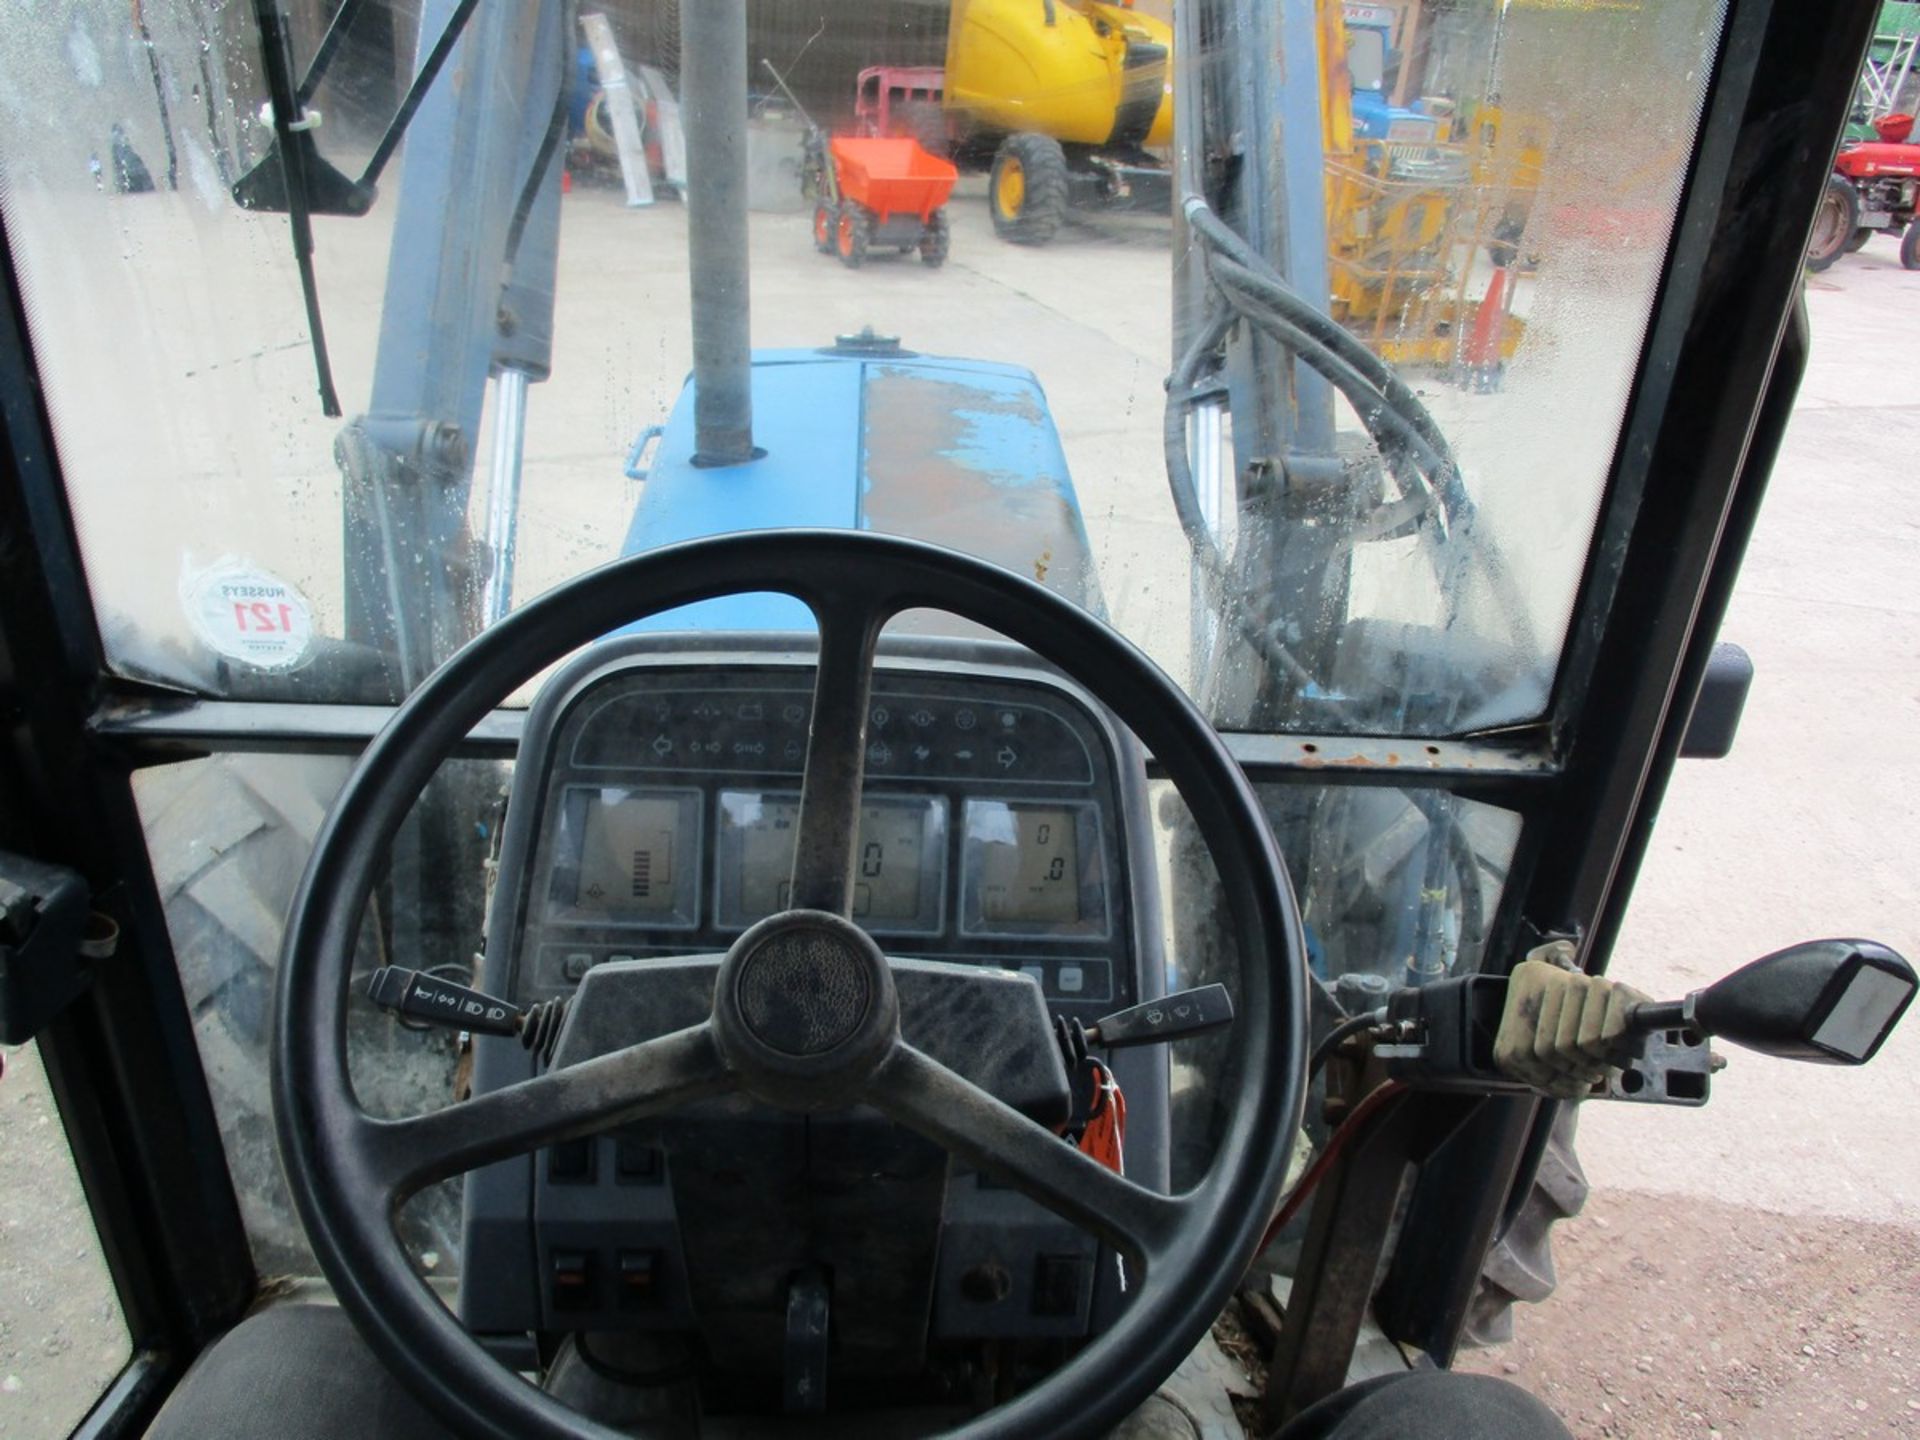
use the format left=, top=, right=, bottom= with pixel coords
left=869, top=1043, right=1187, bottom=1270
left=786, top=592, right=890, bottom=916
left=356, top=1023, right=735, bottom=1200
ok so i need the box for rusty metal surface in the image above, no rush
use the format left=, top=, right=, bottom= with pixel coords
left=860, top=363, right=1105, bottom=618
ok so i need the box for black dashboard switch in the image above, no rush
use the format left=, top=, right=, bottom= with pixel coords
left=547, top=1138, right=595, bottom=1183
left=615, top=1131, right=661, bottom=1182
left=617, top=1249, right=659, bottom=1306
left=1032, top=1254, right=1087, bottom=1318
left=550, top=1250, right=594, bottom=1312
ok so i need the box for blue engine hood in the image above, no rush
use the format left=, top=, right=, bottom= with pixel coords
left=617, top=346, right=1103, bottom=635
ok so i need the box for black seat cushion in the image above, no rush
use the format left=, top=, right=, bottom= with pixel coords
left=144, top=1303, right=458, bottom=1440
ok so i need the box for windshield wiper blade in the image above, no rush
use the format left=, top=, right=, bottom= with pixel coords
left=231, top=0, right=486, bottom=417
left=234, top=0, right=484, bottom=217
left=239, top=0, right=343, bottom=416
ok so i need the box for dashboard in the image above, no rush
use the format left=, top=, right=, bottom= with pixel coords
left=463, top=637, right=1166, bottom=1361
left=507, top=658, right=1137, bottom=1017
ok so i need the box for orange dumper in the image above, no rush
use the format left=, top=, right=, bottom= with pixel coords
left=809, top=136, right=958, bottom=269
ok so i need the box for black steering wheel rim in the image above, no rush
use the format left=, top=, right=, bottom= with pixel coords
left=273, top=528, right=1309, bottom=1440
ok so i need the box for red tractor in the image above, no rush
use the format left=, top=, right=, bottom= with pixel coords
left=1807, top=112, right=1920, bottom=270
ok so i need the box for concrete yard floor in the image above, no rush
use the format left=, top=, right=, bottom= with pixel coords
left=2, top=168, right=1918, bottom=1438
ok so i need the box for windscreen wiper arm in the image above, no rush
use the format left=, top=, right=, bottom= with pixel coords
left=232, top=0, right=487, bottom=416
left=240, top=0, right=343, bottom=416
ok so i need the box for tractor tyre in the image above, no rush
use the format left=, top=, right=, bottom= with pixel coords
left=1902, top=219, right=1920, bottom=270
left=990, top=132, right=1069, bottom=246
left=1805, top=175, right=1859, bottom=271
left=837, top=203, right=872, bottom=268
left=1461, top=1106, right=1590, bottom=1346
left=920, top=208, right=951, bottom=268
left=1845, top=227, right=1873, bottom=253
left=145, top=752, right=464, bottom=1274
left=812, top=202, right=837, bottom=255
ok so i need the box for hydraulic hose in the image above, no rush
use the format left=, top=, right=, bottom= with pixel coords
left=1185, top=197, right=1461, bottom=483
left=1181, top=197, right=1542, bottom=672
left=1209, top=256, right=1449, bottom=522
left=1163, top=301, right=1237, bottom=563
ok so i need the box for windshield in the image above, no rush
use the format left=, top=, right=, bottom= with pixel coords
left=1346, top=27, right=1386, bottom=94
left=1, top=0, right=1745, bottom=1352
left=0, top=0, right=1721, bottom=739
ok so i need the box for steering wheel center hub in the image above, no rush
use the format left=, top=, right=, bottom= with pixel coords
left=712, top=910, right=899, bottom=1105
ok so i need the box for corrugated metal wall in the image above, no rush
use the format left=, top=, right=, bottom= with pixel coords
left=609, top=0, right=951, bottom=124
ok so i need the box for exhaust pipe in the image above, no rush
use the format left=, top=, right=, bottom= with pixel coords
left=681, top=0, right=758, bottom=466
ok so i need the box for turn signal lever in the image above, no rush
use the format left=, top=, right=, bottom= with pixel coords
left=365, top=966, right=569, bottom=1063
left=1055, top=984, right=1234, bottom=1066
left=1345, top=939, right=1915, bottom=1106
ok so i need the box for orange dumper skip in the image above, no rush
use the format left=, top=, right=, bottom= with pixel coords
left=811, top=136, right=958, bottom=269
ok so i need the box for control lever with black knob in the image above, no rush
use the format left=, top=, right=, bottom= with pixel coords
left=1368, top=938, right=1915, bottom=1105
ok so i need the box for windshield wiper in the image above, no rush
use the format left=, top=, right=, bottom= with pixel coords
left=238, top=0, right=344, bottom=415
left=232, top=0, right=487, bottom=415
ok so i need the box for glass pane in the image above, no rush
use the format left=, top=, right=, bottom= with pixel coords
left=133, top=753, right=501, bottom=1277
left=1158, top=780, right=1520, bottom=1186
left=0, top=1, right=1721, bottom=735
left=0, top=1041, right=132, bottom=1437
left=1187, top=1, right=1726, bottom=733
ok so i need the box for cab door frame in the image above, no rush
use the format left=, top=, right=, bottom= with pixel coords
left=0, top=0, right=1881, bottom=1432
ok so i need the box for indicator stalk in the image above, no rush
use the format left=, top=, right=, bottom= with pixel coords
left=365, top=966, right=567, bottom=1062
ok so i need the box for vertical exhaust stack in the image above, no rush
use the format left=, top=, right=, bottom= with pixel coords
left=681, top=0, right=759, bottom=466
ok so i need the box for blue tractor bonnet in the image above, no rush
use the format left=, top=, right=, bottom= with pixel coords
left=618, top=344, right=1105, bottom=636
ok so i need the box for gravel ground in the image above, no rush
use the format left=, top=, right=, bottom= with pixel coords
left=1458, top=1188, right=1920, bottom=1440
left=0, top=1045, right=127, bottom=1439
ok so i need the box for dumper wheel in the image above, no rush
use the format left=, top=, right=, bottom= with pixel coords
left=920, top=208, right=951, bottom=268
left=1902, top=219, right=1920, bottom=270
left=812, top=202, right=837, bottom=254
left=1805, top=175, right=1858, bottom=271
left=1845, top=227, right=1872, bottom=253
left=990, top=132, right=1069, bottom=245
left=836, top=203, right=872, bottom=268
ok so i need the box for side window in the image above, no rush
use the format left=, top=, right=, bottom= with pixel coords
left=0, top=1042, right=132, bottom=1438
left=132, top=754, right=500, bottom=1277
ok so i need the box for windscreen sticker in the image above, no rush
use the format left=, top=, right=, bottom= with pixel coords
left=181, top=558, right=314, bottom=671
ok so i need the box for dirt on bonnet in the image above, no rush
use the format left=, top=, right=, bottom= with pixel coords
left=1456, top=1187, right=1920, bottom=1439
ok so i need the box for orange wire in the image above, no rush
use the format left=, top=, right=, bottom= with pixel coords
left=1077, top=1060, right=1128, bottom=1173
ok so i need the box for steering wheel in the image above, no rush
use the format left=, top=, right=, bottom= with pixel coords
left=274, top=529, right=1309, bottom=1440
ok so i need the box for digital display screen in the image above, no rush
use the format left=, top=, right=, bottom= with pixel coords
left=978, top=806, right=1080, bottom=924
left=547, top=787, right=700, bottom=929
left=575, top=794, right=682, bottom=912
left=719, top=792, right=945, bottom=932
left=961, top=800, right=1107, bottom=938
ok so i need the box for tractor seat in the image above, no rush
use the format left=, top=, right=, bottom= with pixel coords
left=143, top=1303, right=456, bottom=1440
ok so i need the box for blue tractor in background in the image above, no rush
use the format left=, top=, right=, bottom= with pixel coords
left=1345, top=19, right=1441, bottom=142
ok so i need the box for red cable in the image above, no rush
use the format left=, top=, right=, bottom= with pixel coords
left=1256, top=1081, right=1408, bottom=1255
